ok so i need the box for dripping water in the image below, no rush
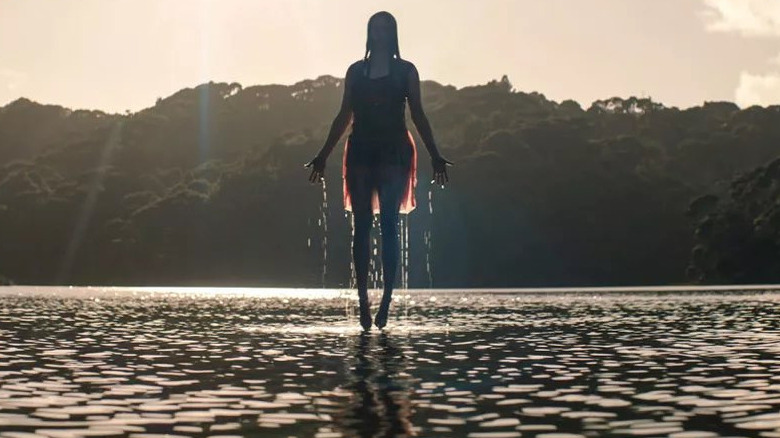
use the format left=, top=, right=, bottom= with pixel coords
left=398, top=214, right=409, bottom=290
left=371, top=215, right=381, bottom=292
left=399, top=213, right=410, bottom=320
left=307, top=217, right=312, bottom=249
left=425, top=186, right=434, bottom=288
left=341, top=184, right=437, bottom=324
left=320, top=179, right=328, bottom=288
left=347, top=212, right=357, bottom=290
left=346, top=211, right=356, bottom=322
left=345, top=211, right=381, bottom=320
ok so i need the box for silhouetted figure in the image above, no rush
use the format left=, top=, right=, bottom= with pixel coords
left=306, top=11, right=452, bottom=331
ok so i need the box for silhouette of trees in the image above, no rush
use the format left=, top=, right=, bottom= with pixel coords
left=1, top=76, right=780, bottom=286
left=688, top=157, right=780, bottom=283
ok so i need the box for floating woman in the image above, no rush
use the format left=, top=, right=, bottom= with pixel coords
left=306, top=11, right=452, bottom=331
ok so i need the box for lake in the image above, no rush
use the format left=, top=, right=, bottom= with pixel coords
left=1, top=286, right=779, bottom=437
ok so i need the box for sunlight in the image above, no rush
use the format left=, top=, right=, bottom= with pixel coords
left=106, top=286, right=352, bottom=299
left=197, top=0, right=213, bottom=85
left=55, top=121, right=125, bottom=283
left=241, top=322, right=455, bottom=335
left=198, top=0, right=212, bottom=163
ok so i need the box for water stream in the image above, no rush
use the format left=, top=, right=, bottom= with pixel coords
left=318, top=182, right=438, bottom=325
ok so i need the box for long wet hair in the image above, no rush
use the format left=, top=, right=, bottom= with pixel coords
left=363, top=11, right=402, bottom=77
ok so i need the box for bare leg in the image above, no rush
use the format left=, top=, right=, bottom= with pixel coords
left=353, top=209, right=372, bottom=329
left=347, top=166, right=375, bottom=330
left=374, top=165, right=407, bottom=329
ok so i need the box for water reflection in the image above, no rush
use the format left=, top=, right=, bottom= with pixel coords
left=339, top=333, right=416, bottom=437
left=1, top=288, right=779, bottom=436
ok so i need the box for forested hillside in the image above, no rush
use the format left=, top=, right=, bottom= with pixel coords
left=2, top=74, right=779, bottom=287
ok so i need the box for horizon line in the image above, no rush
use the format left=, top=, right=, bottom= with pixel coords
left=0, top=75, right=759, bottom=116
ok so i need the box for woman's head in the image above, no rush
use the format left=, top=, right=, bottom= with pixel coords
left=365, top=11, right=400, bottom=59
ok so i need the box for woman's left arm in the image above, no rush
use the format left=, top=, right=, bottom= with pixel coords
left=408, top=63, right=453, bottom=183
left=407, top=63, right=441, bottom=160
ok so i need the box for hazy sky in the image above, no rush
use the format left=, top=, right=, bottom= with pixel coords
left=2, top=0, right=780, bottom=113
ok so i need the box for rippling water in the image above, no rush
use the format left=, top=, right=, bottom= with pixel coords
left=1, top=286, right=780, bottom=437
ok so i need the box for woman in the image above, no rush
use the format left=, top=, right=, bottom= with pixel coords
left=306, top=11, right=452, bottom=331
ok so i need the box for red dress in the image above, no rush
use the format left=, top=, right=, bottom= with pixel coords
left=342, top=58, right=417, bottom=215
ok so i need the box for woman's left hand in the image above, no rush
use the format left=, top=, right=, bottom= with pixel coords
left=304, top=155, right=327, bottom=183
left=431, top=155, right=454, bottom=185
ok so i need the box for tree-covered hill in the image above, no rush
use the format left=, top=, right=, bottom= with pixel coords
left=1, top=74, right=779, bottom=287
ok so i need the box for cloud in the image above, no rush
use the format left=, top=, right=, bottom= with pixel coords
left=702, top=0, right=780, bottom=37
left=700, top=1, right=780, bottom=106
left=735, top=71, right=780, bottom=107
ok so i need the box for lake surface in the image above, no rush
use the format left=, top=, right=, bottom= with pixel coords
left=1, top=286, right=779, bottom=437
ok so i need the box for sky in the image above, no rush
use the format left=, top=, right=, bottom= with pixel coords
left=1, top=0, right=780, bottom=114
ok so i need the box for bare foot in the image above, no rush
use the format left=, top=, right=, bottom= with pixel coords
left=359, top=298, right=372, bottom=331
left=374, top=295, right=392, bottom=329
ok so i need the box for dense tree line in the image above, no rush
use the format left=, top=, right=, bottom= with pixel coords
left=1, top=74, right=779, bottom=287
left=688, top=155, right=780, bottom=284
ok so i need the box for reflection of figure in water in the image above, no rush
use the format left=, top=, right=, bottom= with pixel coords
left=337, top=333, right=415, bottom=437
left=306, top=11, right=452, bottom=330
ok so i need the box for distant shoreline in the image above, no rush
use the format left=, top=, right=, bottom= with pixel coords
left=2, top=284, right=779, bottom=298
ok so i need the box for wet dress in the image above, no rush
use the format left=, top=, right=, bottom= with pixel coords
left=342, top=58, right=417, bottom=214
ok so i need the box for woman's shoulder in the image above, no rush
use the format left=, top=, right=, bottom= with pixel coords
left=347, top=60, right=365, bottom=76
left=396, top=58, right=415, bottom=72
left=348, top=58, right=414, bottom=69
left=396, top=59, right=419, bottom=82
left=346, top=58, right=416, bottom=80
left=397, top=58, right=414, bottom=67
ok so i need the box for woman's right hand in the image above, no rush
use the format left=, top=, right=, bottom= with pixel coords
left=304, top=154, right=327, bottom=183
left=431, top=154, right=454, bottom=185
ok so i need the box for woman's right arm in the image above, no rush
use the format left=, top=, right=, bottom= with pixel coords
left=314, top=64, right=356, bottom=160
left=306, top=64, right=356, bottom=182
